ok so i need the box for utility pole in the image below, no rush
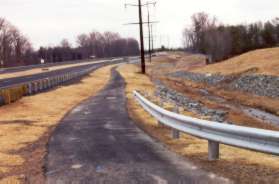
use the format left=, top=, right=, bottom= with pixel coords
left=138, top=0, right=145, bottom=74
left=147, top=7, right=151, bottom=63
left=151, top=24, right=154, bottom=54
left=144, top=25, right=157, bottom=58
left=124, top=1, right=157, bottom=73
left=146, top=2, right=156, bottom=63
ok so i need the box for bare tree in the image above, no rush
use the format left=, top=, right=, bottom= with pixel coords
left=75, top=31, right=138, bottom=59
left=0, top=18, right=32, bottom=67
left=60, top=39, right=72, bottom=48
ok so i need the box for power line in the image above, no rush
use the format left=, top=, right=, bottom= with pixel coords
left=146, top=1, right=157, bottom=63
left=124, top=0, right=157, bottom=73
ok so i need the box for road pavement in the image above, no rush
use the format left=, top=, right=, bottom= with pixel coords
left=45, top=67, right=230, bottom=184
left=0, top=60, right=115, bottom=89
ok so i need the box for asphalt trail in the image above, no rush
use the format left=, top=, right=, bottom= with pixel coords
left=46, top=67, right=230, bottom=184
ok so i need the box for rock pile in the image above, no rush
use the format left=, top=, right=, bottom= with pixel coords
left=155, top=84, right=228, bottom=122
left=170, top=71, right=279, bottom=99
left=230, top=75, right=279, bottom=98
left=169, top=71, right=226, bottom=85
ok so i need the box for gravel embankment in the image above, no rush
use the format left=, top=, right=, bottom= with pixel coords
left=170, top=71, right=226, bottom=85
left=170, top=71, right=279, bottom=98
left=230, top=75, right=279, bottom=98
left=154, top=83, right=228, bottom=123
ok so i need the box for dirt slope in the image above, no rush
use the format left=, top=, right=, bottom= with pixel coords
left=193, top=47, right=279, bottom=76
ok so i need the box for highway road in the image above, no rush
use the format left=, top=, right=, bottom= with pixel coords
left=0, top=59, right=105, bottom=75
left=0, top=59, right=122, bottom=89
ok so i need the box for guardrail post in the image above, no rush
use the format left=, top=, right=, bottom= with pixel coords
left=50, top=78, right=53, bottom=87
left=172, top=129, right=180, bottom=139
left=171, top=105, right=180, bottom=139
left=39, top=81, right=43, bottom=91
left=47, top=79, right=50, bottom=88
left=34, top=82, right=38, bottom=93
left=44, top=80, right=47, bottom=89
left=27, top=83, right=32, bottom=95
left=43, top=80, right=46, bottom=90
left=158, top=99, right=165, bottom=127
left=208, top=141, right=219, bottom=161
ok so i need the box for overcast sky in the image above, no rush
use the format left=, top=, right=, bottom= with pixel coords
left=1, top=0, right=278, bottom=49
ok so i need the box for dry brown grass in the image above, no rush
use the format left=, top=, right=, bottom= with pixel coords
left=117, top=64, right=279, bottom=184
left=148, top=53, right=206, bottom=77
left=193, top=47, right=279, bottom=76
left=0, top=65, right=114, bottom=183
left=0, top=60, right=102, bottom=80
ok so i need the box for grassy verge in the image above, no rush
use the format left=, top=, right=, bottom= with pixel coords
left=117, top=64, right=279, bottom=184
left=0, top=65, right=114, bottom=183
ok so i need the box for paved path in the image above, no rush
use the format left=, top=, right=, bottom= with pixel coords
left=46, top=68, right=229, bottom=184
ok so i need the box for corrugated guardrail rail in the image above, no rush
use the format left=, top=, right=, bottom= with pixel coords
left=133, top=90, right=279, bottom=160
left=0, top=59, right=125, bottom=106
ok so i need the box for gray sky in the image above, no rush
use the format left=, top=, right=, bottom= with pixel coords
left=1, top=0, right=278, bottom=49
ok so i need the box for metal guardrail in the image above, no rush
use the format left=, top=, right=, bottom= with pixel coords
left=0, top=59, right=93, bottom=74
left=133, top=90, right=279, bottom=160
left=0, top=59, right=124, bottom=90
left=0, top=55, right=138, bottom=74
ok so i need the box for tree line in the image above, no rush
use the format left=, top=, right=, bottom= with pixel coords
left=0, top=18, right=34, bottom=67
left=0, top=18, right=140, bottom=67
left=183, top=12, right=279, bottom=62
left=39, top=31, right=139, bottom=63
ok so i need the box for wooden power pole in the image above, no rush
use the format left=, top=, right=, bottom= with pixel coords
left=138, top=0, right=146, bottom=74
left=125, top=1, right=157, bottom=73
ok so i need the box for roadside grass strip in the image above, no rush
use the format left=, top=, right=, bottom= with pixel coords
left=0, top=65, right=115, bottom=183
